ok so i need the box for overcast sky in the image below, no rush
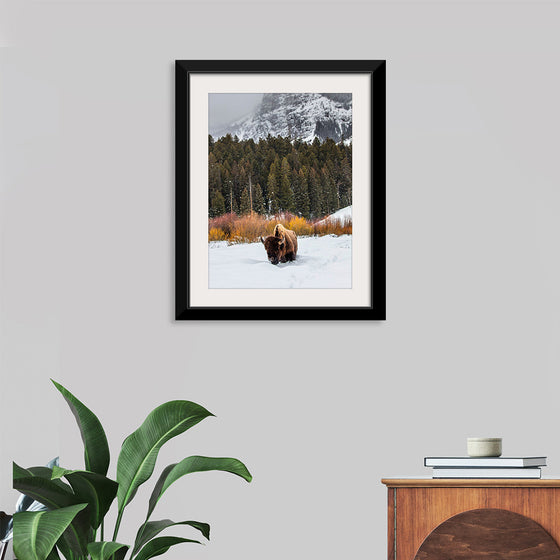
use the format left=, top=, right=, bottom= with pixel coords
left=208, top=93, right=263, bottom=130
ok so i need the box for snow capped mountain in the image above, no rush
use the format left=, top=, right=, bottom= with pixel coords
left=210, top=93, right=352, bottom=144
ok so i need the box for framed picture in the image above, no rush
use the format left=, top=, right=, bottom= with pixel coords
left=175, top=60, right=385, bottom=320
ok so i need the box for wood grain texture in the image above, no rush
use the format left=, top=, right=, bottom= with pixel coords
left=388, top=487, right=395, bottom=560
left=392, top=486, right=560, bottom=559
left=382, top=479, right=560, bottom=488
left=414, top=508, right=560, bottom=559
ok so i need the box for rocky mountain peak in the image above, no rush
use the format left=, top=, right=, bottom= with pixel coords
left=210, top=93, right=352, bottom=144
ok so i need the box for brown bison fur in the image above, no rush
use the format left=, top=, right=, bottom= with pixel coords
left=260, top=223, right=298, bottom=265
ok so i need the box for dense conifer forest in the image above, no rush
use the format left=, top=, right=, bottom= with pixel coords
left=208, top=134, right=352, bottom=219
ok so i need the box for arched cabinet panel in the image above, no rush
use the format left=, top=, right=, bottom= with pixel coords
left=414, top=508, right=560, bottom=560
left=382, top=479, right=560, bottom=560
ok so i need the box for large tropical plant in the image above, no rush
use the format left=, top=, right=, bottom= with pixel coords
left=13, top=380, right=252, bottom=560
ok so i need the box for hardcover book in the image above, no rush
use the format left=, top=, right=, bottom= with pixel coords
left=431, top=467, right=542, bottom=479
left=424, top=456, right=546, bottom=468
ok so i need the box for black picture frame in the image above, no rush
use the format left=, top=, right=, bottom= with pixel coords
left=175, top=60, right=385, bottom=321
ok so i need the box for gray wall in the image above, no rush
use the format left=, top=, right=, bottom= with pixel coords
left=2, top=1, right=560, bottom=559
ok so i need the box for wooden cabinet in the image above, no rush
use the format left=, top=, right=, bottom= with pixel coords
left=382, top=479, right=560, bottom=559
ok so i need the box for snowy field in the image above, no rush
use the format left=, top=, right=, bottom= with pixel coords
left=208, top=235, right=352, bottom=289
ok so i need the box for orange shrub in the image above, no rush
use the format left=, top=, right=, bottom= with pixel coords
left=287, top=216, right=314, bottom=237
left=208, top=212, right=352, bottom=243
left=208, top=213, right=238, bottom=238
left=230, top=214, right=268, bottom=243
left=208, top=227, right=228, bottom=241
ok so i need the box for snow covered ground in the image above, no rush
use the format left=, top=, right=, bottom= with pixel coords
left=208, top=235, right=352, bottom=289
left=318, top=205, right=352, bottom=224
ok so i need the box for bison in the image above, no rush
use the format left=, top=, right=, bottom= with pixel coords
left=260, top=224, right=298, bottom=265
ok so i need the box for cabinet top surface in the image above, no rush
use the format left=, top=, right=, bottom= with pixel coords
left=382, top=478, right=560, bottom=488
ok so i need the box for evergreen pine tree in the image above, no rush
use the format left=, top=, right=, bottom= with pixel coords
left=308, top=166, right=322, bottom=219
left=231, top=162, right=242, bottom=210
left=231, top=196, right=239, bottom=215
left=220, top=161, right=233, bottom=213
left=270, top=188, right=280, bottom=215
left=294, top=167, right=310, bottom=218
left=223, top=177, right=236, bottom=214
left=210, top=191, right=226, bottom=217
left=267, top=157, right=281, bottom=215
left=322, top=165, right=338, bottom=214
left=311, top=137, right=322, bottom=163
left=253, top=183, right=266, bottom=215
left=278, top=157, right=294, bottom=212
left=240, top=187, right=251, bottom=215
left=208, top=153, right=222, bottom=217
left=339, top=155, right=352, bottom=208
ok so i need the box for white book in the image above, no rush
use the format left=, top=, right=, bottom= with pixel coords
left=432, top=467, right=542, bottom=479
left=424, top=456, right=546, bottom=468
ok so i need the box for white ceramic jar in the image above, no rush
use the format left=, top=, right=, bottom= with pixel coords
left=467, top=437, right=502, bottom=457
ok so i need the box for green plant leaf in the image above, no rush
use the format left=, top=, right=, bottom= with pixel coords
left=13, top=462, right=31, bottom=479
left=51, top=467, right=118, bottom=530
left=134, top=536, right=201, bottom=560
left=132, top=519, right=210, bottom=556
left=13, top=503, right=87, bottom=560
left=87, top=541, right=129, bottom=560
left=54, top=531, right=92, bottom=560
left=15, top=458, right=61, bottom=516
left=52, top=379, right=110, bottom=476
left=115, top=401, right=213, bottom=516
left=14, top=465, right=78, bottom=510
left=16, top=464, right=73, bottom=494
left=46, top=546, right=61, bottom=560
left=53, top=538, right=72, bottom=560
left=146, top=456, right=252, bottom=520
left=14, top=465, right=91, bottom=556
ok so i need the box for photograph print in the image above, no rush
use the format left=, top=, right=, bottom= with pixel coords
left=208, top=92, right=353, bottom=290
left=176, top=61, right=385, bottom=320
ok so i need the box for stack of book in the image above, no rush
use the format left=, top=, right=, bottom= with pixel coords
left=424, top=456, right=547, bottom=478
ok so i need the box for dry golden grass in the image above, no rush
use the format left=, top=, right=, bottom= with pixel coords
left=208, top=212, right=352, bottom=243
